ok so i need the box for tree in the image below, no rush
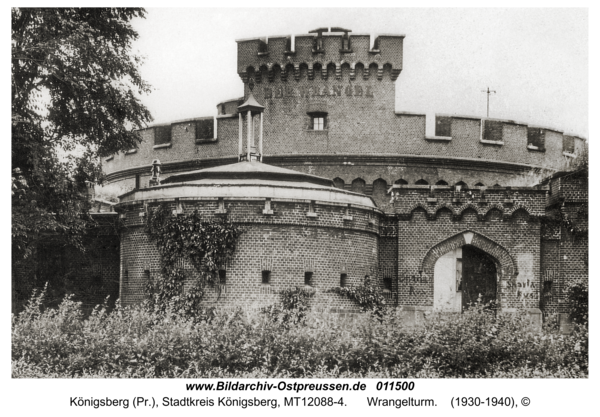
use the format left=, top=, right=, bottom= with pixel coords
left=12, top=8, right=152, bottom=259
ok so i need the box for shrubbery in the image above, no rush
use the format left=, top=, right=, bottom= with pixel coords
left=566, top=280, right=588, bottom=325
left=12, top=288, right=587, bottom=378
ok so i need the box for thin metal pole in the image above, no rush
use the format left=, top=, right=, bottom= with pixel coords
left=247, top=110, right=251, bottom=161
left=238, top=113, right=243, bottom=161
left=259, top=112, right=263, bottom=162
left=481, top=87, right=496, bottom=118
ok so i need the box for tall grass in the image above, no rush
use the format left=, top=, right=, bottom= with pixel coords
left=12, top=288, right=587, bottom=378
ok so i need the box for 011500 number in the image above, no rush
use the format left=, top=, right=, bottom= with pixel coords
left=376, top=381, right=414, bottom=391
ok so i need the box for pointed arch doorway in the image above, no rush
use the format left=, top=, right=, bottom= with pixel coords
left=433, top=245, right=498, bottom=312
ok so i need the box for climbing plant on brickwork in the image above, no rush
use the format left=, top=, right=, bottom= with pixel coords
left=557, top=203, right=588, bottom=235
left=334, top=275, right=386, bottom=315
left=145, top=204, right=242, bottom=317
left=263, top=286, right=316, bottom=326
left=566, top=280, right=588, bottom=326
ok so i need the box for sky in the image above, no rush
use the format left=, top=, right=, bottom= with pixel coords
left=130, top=8, right=588, bottom=138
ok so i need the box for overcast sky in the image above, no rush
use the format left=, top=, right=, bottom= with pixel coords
left=130, top=8, right=588, bottom=138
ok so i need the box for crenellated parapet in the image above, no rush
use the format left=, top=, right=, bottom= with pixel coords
left=100, top=25, right=587, bottom=204
left=237, top=28, right=404, bottom=84
left=390, top=185, right=548, bottom=221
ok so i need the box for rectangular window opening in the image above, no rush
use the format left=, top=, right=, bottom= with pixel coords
left=527, top=127, right=545, bottom=150
left=218, top=269, right=227, bottom=285
left=304, top=271, right=313, bottom=286
left=340, top=273, right=347, bottom=287
left=543, top=281, right=552, bottom=297
left=435, top=116, right=452, bottom=137
left=563, top=135, right=575, bottom=154
left=383, top=278, right=392, bottom=291
left=312, top=116, right=325, bottom=130
left=483, top=120, right=503, bottom=142
left=196, top=118, right=214, bottom=140
left=154, top=125, right=171, bottom=146
left=261, top=270, right=271, bottom=284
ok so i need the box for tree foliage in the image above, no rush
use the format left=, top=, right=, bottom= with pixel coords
left=12, top=8, right=152, bottom=258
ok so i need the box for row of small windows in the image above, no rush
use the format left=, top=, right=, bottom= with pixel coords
left=129, top=269, right=393, bottom=291
left=259, top=271, right=391, bottom=290
left=333, top=177, right=495, bottom=191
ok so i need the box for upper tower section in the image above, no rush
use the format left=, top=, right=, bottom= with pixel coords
left=236, top=28, right=404, bottom=84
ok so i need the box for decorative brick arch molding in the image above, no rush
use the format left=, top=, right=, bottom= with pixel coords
left=420, top=231, right=518, bottom=284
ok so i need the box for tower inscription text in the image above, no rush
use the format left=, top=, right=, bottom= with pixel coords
left=264, top=85, right=374, bottom=99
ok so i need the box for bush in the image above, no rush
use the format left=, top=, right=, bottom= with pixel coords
left=12, top=288, right=587, bottom=378
left=566, top=280, right=588, bottom=325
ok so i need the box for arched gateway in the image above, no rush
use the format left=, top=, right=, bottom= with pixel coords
left=421, top=231, right=518, bottom=312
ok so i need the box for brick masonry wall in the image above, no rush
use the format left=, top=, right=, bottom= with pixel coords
left=540, top=222, right=587, bottom=315
left=396, top=208, right=541, bottom=310
left=101, top=28, right=586, bottom=220
left=119, top=199, right=380, bottom=311
left=378, top=234, right=398, bottom=304
left=102, top=77, right=578, bottom=180
left=95, top=28, right=589, bottom=317
left=541, top=238, right=561, bottom=314
left=541, top=170, right=588, bottom=315
left=236, top=33, right=403, bottom=80
left=391, top=187, right=545, bottom=310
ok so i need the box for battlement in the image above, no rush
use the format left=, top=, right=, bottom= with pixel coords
left=237, top=28, right=404, bottom=84
left=419, top=113, right=587, bottom=161
left=389, top=185, right=548, bottom=220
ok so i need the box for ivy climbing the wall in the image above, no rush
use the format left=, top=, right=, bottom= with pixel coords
left=334, top=275, right=387, bottom=316
left=263, top=286, right=316, bottom=326
left=145, top=204, right=242, bottom=318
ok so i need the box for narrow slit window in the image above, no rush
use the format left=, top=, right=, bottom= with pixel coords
left=543, top=281, right=552, bottom=297
left=219, top=269, right=227, bottom=284
left=261, top=270, right=271, bottom=284
left=340, top=273, right=347, bottom=287
left=304, top=271, right=313, bottom=286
